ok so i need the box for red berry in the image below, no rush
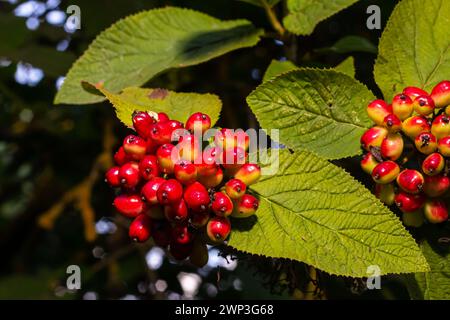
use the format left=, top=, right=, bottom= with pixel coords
left=150, top=120, right=183, bottom=145
left=430, top=80, right=450, bottom=108
left=157, top=179, right=183, bottom=205
left=361, top=153, right=379, bottom=175
left=423, top=175, right=450, bottom=197
left=438, top=136, right=450, bottom=156
left=177, top=134, right=202, bottom=162
left=371, top=161, right=400, bottom=184
left=169, top=242, right=193, bottom=261
left=382, top=114, right=402, bottom=133
left=156, top=143, right=179, bottom=174
left=366, top=99, right=392, bottom=126
left=185, top=112, right=211, bottom=133
left=198, top=167, right=223, bottom=188
left=431, top=114, right=450, bottom=139
left=157, top=112, right=170, bottom=123
left=206, top=216, right=231, bottom=243
left=415, top=132, right=437, bottom=154
left=232, top=194, right=259, bottom=218
left=114, top=146, right=132, bottom=166
left=164, top=199, right=189, bottom=223
left=196, top=147, right=219, bottom=177
left=141, top=177, right=165, bottom=205
left=380, top=133, right=404, bottom=161
left=424, top=200, right=449, bottom=223
left=174, top=160, right=197, bottom=185
left=360, top=126, right=388, bottom=151
left=221, top=147, right=248, bottom=171
left=394, top=192, right=426, bottom=212
left=374, top=183, right=395, bottom=206
left=403, top=86, right=428, bottom=100
left=402, top=116, right=431, bottom=139
left=105, top=166, right=121, bottom=187
left=422, top=153, right=445, bottom=176
left=113, top=194, right=145, bottom=218
left=171, top=224, right=194, bottom=245
left=184, top=182, right=210, bottom=213
left=211, top=192, right=233, bottom=217
left=119, top=162, right=140, bottom=189
left=123, top=135, right=147, bottom=160
left=234, top=163, right=261, bottom=186
left=396, top=169, right=424, bottom=194
left=145, top=138, right=158, bottom=154
left=132, top=111, right=156, bottom=138
left=392, top=94, right=413, bottom=120
left=139, top=155, right=159, bottom=180
left=225, top=178, right=247, bottom=199
left=129, top=214, right=152, bottom=242
left=413, top=95, right=435, bottom=116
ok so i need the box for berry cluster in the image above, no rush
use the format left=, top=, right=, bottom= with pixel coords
left=361, top=81, right=450, bottom=227
left=105, top=111, right=261, bottom=266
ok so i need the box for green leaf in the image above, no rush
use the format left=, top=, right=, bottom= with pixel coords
left=262, top=60, right=298, bottom=82
left=334, top=57, right=356, bottom=78
left=228, top=150, right=429, bottom=277
left=248, top=69, right=374, bottom=159
left=236, top=0, right=281, bottom=8
left=374, top=0, right=450, bottom=99
left=55, top=7, right=262, bottom=105
left=315, top=36, right=377, bottom=54
left=83, top=82, right=222, bottom=127
left=283, top=0, right=359, bottom=35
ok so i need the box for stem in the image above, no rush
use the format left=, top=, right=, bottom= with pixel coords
left=260, top=0, right=285, bottom=36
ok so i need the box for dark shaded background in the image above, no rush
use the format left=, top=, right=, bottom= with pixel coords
left=0, top=0, right=410, bottom=299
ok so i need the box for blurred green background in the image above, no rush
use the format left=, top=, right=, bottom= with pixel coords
left=0, top=0, right=410, bottom=299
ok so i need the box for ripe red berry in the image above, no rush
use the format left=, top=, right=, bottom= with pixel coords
left=157, top=179, right=183, bottom=205
left=360, top=126, right=388, bottom=151
left=438, top=136, right=450, bottom=156
left=422, top=153, right=445, bottom=176
left=156, top=143, right=178, bottom=174
left=413, top=95, right=435, bottom=116
left=174, top=160, right=197, bottom=185
left=119, top=162, right=140, bottom=189
left=415, top=132, right=437, bottom=154
left=225, top=178, right=247, bottom=199
left=392, top=94, right=413, bottom=120
left=211, top=192, right=233, bottom=217
left=129, top=214, right=152, bottom=242
left=394, top=192, right=426, bottom=212
left=150, top=120, right=183, bottom=145
left=361, top=153, right=379, bottom=175
left=234, top=163, right=261, bottom=186
left=374, top=183, right=395, bottom=206
left=184, top=182, right=210, bottom=213
left=171, top=224, right=194, bottom=245
left=139, top=155, right=159, bottom=180
left=402, top=116, right=430, bottom=139
left=113, top=194, right=145, bottom=218
left=206, top=216, right=231, bottom=243
left=371, top=161, right=400, bottom=184
left=423, top=175, right=450, bottom=197
left=196, top=147, right=219, bottom=177
left=141, top=177, right=165, bottom=205
left=164, top=199, right=189, bottom=223
left=403, top=86, right=428, bottom=100
left=157, top=112, right=170, bottom=123
left=380, top=133, right=404, bottom=161
left=185, top=112, right=211, bottom=133
left=145, top=138, right=158, bottom=154
left=430, top=80, right=450, bottom=108
left=198, top=167, right=223, bottom=188
left=105, top=166, right=121, bottom=187
left=114, top=146, right=132, bottom=166
left=382, top=114, right=402, bottom=133
left=232, top=194, right=259, bottom=218
left=169, top=242, right=193, bottom=261
left=366, top=99, right=392, bottom=126
left=424, top=199, right=449, bottom=223
left=396, top=169, right=424, bottom=194
left=132, top=111, right=156, bottom=138
left=123, top=135, right=147, bottom=160
left=431, top=114, right=450, bottom=139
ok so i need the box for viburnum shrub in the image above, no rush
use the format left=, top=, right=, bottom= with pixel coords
left=105, top=111, right=260, bottom=267
left=361, top=81, right=450, bottom=226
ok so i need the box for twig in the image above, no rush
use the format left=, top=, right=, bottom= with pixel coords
left=260, top=0, right=285, bottom=37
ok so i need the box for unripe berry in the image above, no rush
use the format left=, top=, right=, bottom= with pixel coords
left=190, top=212, right=210, bottom=228
left=119, top=162, right=140, bottom=189
left=403, top=86, right=428, bottom=100
left=184, top=182, right=210, bottom=213
left=423, top=175, right=450, bottom=197
left=225, top=178, right=247, bottom=199
left=221, top=147, right=248, bottom=171
left=157, top=179, right=183, bottom=205
left=374, top=183, right=395, bottom=206
left=174, top=160, right=197, bottom=185
left=360, top=126, right=388, bottom=151
left=392, top=94, right=413, bottom=120
left=380, top=133, right=404, bottom=161
left=413, top=95, right=435, bottom=116
left=402, top=210, right=425, bottom=228
left=232, top=194, right=259, bottom=218
left=132, top=111, right=156, bottom=138
left=382, top=114, right=402, bottom=133
left=171, top=224, right=194, bottom=245
left=234, top=129, right=250, bottom=151
left=396, top=169, right=424, bottom=194
left=438, top=136, right=450, bottom=156
left=129, top=214, right=152, bottom=242
left=156, top=143, right=178, bottom=174
left=394, top=192, right=426, bottom=212
left=371, top=161, right=400, bottom=184
left=164, top=199, right=189, bottom=222
left=424, top=199, right=449, bottom=223
left=234, top=163, right=261, bottom=186
left=422, top=153, right=444, bottom=176
left=151, top=221, right=172, bottom=247
left=198, top=167, right=223, bottom=188
left=430, top=80, right=450, bottom=108
left=114, top=146, right=132, bottom=166
left=206, top=216, right=231, bottom=243
left=366, top=99, right=392, bottom=126
left=185, top=112, right=211, bottom=133
left=360, top=153, right=379, bottom=175
left=157, top=112, right=170, bottom=123
left=431, top=115, right=450, bottom=139
left=415, top=132, right=437, bottom=154
left=189, top=238, right=209, bottom=268
left=177, top=134, right=202, bottom=162
left=141, top=177, right=165, bottom=205
left=123, top=135, right=147, bottom=160
left=105, top=166, right=121, bottom=187
left=402, top=116, right=430, bottom=139
left=113, top=194, right=145, bottom=218
left=139, top=155, right=159, bottom=181
left=169, top=242, right=193, bottom=261
left=211, top=192, right=233, bottom=217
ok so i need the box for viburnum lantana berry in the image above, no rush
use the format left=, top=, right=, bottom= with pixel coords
left=360, top=81, right=450, bottom=226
